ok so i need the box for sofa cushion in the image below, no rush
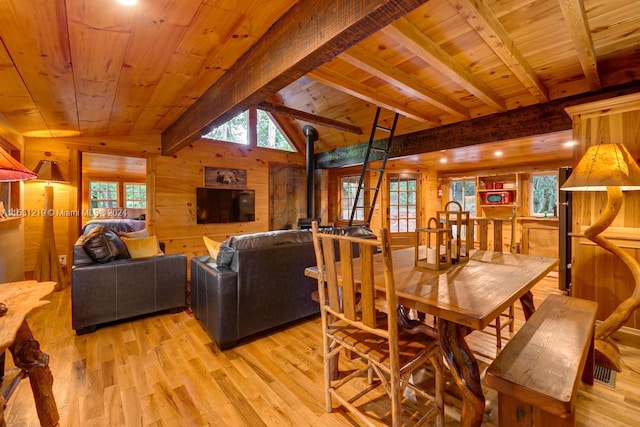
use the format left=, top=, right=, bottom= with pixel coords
left=81, top=225, right=130, bottom=263
left=120, top=228, right=150, bottom=238
left=122, top=236, right=162, bottom=259
left=203, top=235, right=221, bottom=259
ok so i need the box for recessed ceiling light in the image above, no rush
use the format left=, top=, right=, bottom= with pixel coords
left=563, top=140, right=577, bottom=147
left=494, top=150, right=503, bottom=157
left=440, top=157, right=447, bottom=164
left=117, top=0, right=137, bottom=5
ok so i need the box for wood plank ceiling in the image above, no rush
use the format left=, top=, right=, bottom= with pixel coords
left=0, top=0, right=638, bottom=171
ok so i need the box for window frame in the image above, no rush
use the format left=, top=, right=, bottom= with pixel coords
left=339, top=175, right=364, bottom=222
left=202, top=108, right=297, bottom=152
left=529, top=171, right=558, bottom=217
left=89, top=180, right=119, bottom=211
left=449, top=178, right=477, bottom=217
left=124, top=182, right=147, bottom=209
left=387, top=174, right=419, bottom=234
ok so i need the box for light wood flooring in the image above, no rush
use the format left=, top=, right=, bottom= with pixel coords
left=4, top=274, right=640, bottom=426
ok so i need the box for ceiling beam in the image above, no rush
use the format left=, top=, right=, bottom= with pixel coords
left=448, top=0, right=549, bottom=102
left=557, top=0, right=601, bottom=91
left=340, top=45, right=470, bottom=119
left=384, top=17, right=507, bottom=111
left=315, top=81, right=640, bottom=168
left=308, top=66, right=441, bottom=124
left=161, top=0, right=430, bottom=156
left=258, top=101, right=363, bottom=135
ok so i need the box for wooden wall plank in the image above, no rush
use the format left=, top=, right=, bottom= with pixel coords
left=0, top=0, right=77, bottom=135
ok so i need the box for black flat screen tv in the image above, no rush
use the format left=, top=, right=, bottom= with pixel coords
left=196, top=187, right=255, bottom=224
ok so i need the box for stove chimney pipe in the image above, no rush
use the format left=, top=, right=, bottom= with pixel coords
left=303, top=125, right=318, bottom=219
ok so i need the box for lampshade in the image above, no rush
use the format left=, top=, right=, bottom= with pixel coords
left=0, top=147, right=37, bottom=182
left=33, top=160, right=67, bottom=182
left=560, top=143, right=640, bottom=191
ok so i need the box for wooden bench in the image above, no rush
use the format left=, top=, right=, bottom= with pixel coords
left=485, top=294, right=598, bottom=427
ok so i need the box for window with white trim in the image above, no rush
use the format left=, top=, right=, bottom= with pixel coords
left=388, top=175, right=418, bottom=233
left=125, top=183, right=146, bottom=208
left=89, top=181, right=118, bottom=209
left=340, top=175, right=363, bottom=221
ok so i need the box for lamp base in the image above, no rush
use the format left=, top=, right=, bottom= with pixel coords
left=583, top=186, right=640, bottom=373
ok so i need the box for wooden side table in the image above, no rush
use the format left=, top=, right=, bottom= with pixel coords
left=0, top=280, right=59, bottom=427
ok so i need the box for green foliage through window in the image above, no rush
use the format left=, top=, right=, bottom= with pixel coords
left=450, top=180, right=476, bottom=217
left=203, top=109, right=295, bottom=151
left=530, top=173, right=557, bottom=216
left=389, top=176, right=418, bottom=232
left=89, top=181, right=118, bottom=209
left=203, top=111, right=248, bottom=144
left=341, top=176, right=363, bottom=221
left=125, top=183, right=146, bottom=208
left=256, top=110, right=294, bottom=151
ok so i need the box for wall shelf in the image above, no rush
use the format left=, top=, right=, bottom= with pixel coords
left=476, top=173, right=520, bottom=216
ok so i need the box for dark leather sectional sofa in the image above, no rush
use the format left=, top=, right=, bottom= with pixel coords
left=71, top=226, right=187, bottom=334
left=190, top=230, right=319, bottom=349
left=190, top=227, right=376, bottom=349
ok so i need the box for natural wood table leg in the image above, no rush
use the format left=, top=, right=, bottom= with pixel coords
left=439, top=319, right=484, bottom=427
left=519, top=290, right=536, bottom=320
left=8, top=321, right=59, bottom=427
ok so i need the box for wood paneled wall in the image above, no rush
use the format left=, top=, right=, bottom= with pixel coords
left=566, top=93, right=640, bottom=328
left=151, top=139, right=305, bottom=263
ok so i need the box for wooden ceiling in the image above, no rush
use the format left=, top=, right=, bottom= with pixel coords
left=0, top=0, right=638, bottom=171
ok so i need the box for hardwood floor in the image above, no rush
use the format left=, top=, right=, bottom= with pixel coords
left=5, top=274, right=640, bottom=426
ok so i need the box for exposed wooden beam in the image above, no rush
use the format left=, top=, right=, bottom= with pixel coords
left=558, top=0, right=601, bottom=91
left=161, top=0, right=430, bottom=156
left=384, top=17, right=507, bottom=111
left=341, top=45, right=470, bottom=119
left=308, top=66, right=441, bottom=124
left=315, top=81, right=640, bottom=168
left=258, top=101, right=363, bottom=135
left=448, top=0, right=549, bottom=102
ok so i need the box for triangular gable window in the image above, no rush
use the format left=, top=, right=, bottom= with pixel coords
left=203, top=110, right=249, bottom=145
left=203, top=109, right=295, bottom=152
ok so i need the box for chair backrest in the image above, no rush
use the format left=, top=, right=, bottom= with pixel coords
left=474, top=212, right=517, bottom=254
left=311, top=222, right=398, bottom=337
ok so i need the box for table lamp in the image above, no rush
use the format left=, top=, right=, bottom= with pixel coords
left=33, top=160, right=67, bottom=291
left=561, top=142, right=640, bottom=371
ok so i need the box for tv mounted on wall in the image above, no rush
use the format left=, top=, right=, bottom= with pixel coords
left=196, top=187, right=255, bottom=224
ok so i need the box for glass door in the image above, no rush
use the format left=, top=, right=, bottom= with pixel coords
left=387, top=174, right=419, bottom=246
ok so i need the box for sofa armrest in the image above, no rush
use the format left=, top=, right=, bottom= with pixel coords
left=190, top=256, right=239, bottom=349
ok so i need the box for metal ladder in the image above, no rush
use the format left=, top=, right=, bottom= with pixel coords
left=349, top=107, right=399, bottom=226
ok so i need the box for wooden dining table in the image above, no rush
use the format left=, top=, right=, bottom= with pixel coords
left=305, top=247, right=558, bottom=427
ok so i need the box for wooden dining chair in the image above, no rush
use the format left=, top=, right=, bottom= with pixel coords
left=473, top=213, right=518, bottom=350
left=311, top=221, right=444, bottom=427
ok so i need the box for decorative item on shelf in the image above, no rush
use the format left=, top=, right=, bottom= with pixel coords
left=437, top=200, right=473, bottom=264
left=33, top=160, right=68, bottom=291
left=561, top=142, right=640, bottom=372
left=415, top=217, right=451, bottom=270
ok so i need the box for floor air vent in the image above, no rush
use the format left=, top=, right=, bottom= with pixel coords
left=594, top=364, right=617, bottom=388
